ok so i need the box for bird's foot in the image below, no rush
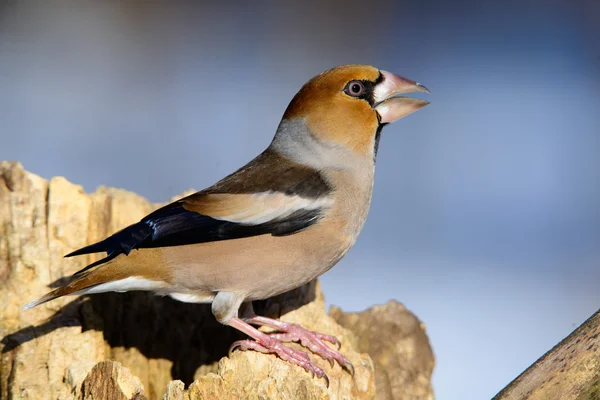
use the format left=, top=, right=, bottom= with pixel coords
left=230, top=337, right=329, bottom=386
left=246, top=315, right=354, bottom=376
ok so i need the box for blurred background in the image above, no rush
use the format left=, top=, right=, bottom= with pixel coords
left=1, top=1, right=599, bottom=398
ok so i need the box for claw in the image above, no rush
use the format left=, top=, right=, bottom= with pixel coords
left=229, top=341, right=241, bottom=356
left=344, top=360, right=355, bottom=377
left=311, top=365, right=329, bottom=388
left=322, top=373, right=330, bottom=388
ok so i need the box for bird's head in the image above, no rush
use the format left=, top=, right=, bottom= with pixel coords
left=273, top=65, right=429, bottom=165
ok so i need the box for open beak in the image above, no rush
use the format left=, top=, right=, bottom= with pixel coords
left=373, top=70, right=430, bottom=124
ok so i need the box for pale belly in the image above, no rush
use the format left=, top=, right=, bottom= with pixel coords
left=160, top=220, right=354, bottom=302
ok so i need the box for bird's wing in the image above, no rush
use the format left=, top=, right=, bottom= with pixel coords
left=65, top=150, right=333, bottom=260
left=145, top=190, right=332, bottom=246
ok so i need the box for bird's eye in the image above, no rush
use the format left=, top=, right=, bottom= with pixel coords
left=345, top=80, right=365, bottom=97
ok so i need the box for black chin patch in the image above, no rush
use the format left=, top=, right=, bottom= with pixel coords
left=373, top=123, right=385, bottom=162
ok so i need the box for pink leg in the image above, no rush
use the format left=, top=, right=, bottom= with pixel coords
left=228, top=317, right=330, bottom=386
left=244, top=315, right=354, bottom=376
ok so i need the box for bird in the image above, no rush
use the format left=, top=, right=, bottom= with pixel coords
left=23, top=64, right=429, bottom=384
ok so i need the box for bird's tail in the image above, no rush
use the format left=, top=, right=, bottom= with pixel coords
left=22, top=255, right=124, bottom=310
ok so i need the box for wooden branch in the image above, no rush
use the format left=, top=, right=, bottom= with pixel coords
left=493, top=308, right=600, bottom=399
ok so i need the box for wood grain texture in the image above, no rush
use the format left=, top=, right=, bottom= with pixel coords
left=494, top=308, right=600, bottom=400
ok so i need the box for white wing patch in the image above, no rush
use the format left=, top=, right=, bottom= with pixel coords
left=206, top=192, right=333, bottom=225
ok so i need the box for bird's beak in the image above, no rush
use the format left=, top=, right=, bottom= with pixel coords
left=373, top=70, right=430, bottom=124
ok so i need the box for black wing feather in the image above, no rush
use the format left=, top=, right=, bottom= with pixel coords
left=64, top=201, right=321, bottom=258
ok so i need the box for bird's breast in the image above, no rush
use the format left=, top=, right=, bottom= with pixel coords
left=322, top=164, right=375, bottom=245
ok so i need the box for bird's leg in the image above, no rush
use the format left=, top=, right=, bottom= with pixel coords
left=228, top=316, right=330, bottom=386
left=243, top=314, right=354, bottom=376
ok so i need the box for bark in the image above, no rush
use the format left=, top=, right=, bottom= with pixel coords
left=494, top=309, right=600, bottom=400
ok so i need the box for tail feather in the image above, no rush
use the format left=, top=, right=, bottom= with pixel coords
left=22, top=256, right=118, bottom=310
left=22, top=275, right=100, bottom=310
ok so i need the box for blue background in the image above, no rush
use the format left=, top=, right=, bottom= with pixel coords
left=1, top=1, right=599, bottom=398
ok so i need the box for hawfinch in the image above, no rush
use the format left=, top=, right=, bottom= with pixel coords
left=25, top=65, right=429, bottom=384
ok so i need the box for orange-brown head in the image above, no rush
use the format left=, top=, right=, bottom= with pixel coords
left=277, top=65, right=429, bottom=159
